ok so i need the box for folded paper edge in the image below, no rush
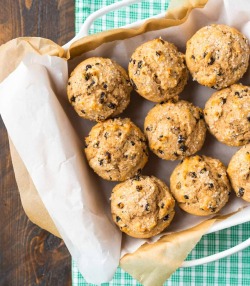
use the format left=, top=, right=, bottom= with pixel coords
left=8, top=138, right=60, bottom=237
left=67, top=0, right=208, bottom=59
left=120, top=219, right=216, bottom=286
left=0, top=36, right=64, bottom=237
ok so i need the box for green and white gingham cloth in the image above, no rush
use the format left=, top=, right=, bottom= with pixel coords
left=73, top=1, right=250, bottom=285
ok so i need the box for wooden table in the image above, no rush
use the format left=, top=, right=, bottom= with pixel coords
left=0, top=1, right=74, bottom=285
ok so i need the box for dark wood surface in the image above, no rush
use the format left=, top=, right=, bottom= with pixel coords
left=0, top=1, right=75, bottom=285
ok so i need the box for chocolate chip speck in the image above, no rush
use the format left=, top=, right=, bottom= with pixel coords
left=199, top=111, right=204, bottom=119
left=99, top=92, right=106, bottom=104
left=177, top=135, right=186, bottom=144
left=116, top=216, right=121, bottom=222
left=138, top=61, right=143, bottom=68
left=86, top=64, right=92, bottom=71
left=184, top=195, right=189, bottom=199
left=208, top=57, right=215, bottom=65
left=133, top=174, right=141, bottom=181
left=238, top=187, right=245, bottom=197
left=136, top=185, right=143, bottom=191
left=189, top=172, right=197, bottom=178
left=200, top=168, right=207, bottom=174
left=179, top=145, right=188, bottom=152
left=221, top=97, right=227, bottom=104
left=145, top=203, right=150, bottom=211
left=118, top=202, right=124, bottom=209
left=163, top=214, right=169, bottom=221
left=105, top=152, right=111, bottom=163
left=107, top=102, right=116, bottom=109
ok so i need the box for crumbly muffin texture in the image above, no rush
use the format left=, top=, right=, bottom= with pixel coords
left=111, top=175, right=175, bottom=238
left=227, top=144, right=250, bottom=202
left=186, top=24, right=249, bottom=89
left=170, top=155, right=231, bottom=216
left=128, top=38, right=188, bottom=102
left=67, top=57, right=132, bottom=122
left=85, top=118, right=148, bottom=181
left=204, top=84, right=250, bottom=146
left=144, top=100, right=206, bottom=160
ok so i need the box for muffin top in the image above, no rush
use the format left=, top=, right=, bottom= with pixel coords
left=204, top=84, right=250, bottom=146
left=170, top=155, right=231, bottom=216
left=111, top=175, right=175, bottom=238
left=186, top=24, right=249, bottom=89
left=85, top=118, right=148, bottom=181
left=128, top=38, right=188, bottom=102
left=144, top=100, right=206, bottom=160
left=68, top=57, right=132, bottom=121
left=227, top=144, right=250, bottom=202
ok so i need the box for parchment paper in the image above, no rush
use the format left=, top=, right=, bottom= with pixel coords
left=0, top=54, right=121, bottom=284
left=1, top=0, right=250, bottom=285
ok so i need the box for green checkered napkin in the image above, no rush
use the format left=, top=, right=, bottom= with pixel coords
left=73, top=1, right=250, bottom=285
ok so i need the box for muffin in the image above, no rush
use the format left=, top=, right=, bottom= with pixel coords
left=67, top=57, right=132, bottom=121
left=227, top=144, right=250, bottom=202
left=170, top=155, right=231, bottom=216
left=85, top=118, right=148, bottom=181
left=186, top=24, right=249, bottom=89
left=128, top=38, right=188, bottom=102
left=204, top=84, right=250, bottom=146
left=111, top=175, right=175, bottom=238
left=144, top=100, right=206, bottom=160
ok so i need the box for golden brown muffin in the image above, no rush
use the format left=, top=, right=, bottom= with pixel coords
left=186, top=24, right=249, bottom=89
left=204, top=84, right=250, bottom=146
left=68, top=57, right=132, bottom=121
left=144, top=100, right=206, bottom=160
left=85, top=118, right=148, bottom=181
left=111, top=175, right=175, bottom=238
left=128, top=38, right=188, bottom=102
left=227, top=144, right=250, bottom=202
left=170, top=155, right=231, bottom=216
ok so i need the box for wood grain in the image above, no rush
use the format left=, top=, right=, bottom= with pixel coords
left=0, top=1, right=74, bottom=285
